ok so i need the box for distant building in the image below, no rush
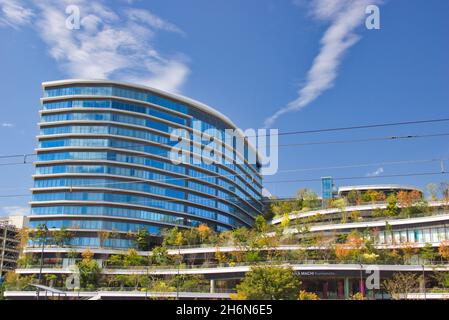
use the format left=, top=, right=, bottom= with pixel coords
left=321, top=177, right=336, bottom=209
left=0, top=219, right=21, bottom=276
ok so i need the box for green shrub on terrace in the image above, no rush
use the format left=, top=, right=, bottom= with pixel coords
left=150, top=280, right=176, bottom=292
left=106, top=254, right=124, bottom=267
left=245, top=250, right=262, bottom=263
left=170, top=275, right=209, bottom=292
left=372, top=208, right=386, bottom=218
left=149, top=246, right=172, bottom=265
left=432, top=272, right=449, bottom=290
left=385, top=194, right=400, bottom=216
left=123, top=249, right=147, bottom=267
left=235, top=265, right=301, bottom=300
left=17, top=253, right=39, bottom=268
left=77, top=249, right=101, bottom=289
left=420, top=243, right=437, bottom=262
left=3, top=272, right=36, bottom=291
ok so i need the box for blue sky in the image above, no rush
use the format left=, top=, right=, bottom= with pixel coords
left=0, top=0, right=448, bottom=216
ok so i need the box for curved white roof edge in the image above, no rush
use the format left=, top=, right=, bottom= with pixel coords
left=41, top=79, right=262, bottom=162
left=338, top=184, right=422, bottom=193
left=270, top=200, right=445, bottom=225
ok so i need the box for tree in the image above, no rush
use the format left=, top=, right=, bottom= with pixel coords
left=362, top=190, right=386, bottom=203
left=346, top=190, right=361, bottom=206
left=438, top=240, right=449, bottom=260
left=329, top=198, right=347, bottom=223
left=163, top=227, right=184, bottom=247
left=150, top=246, right=171, bottom=265
left=400, top=242, right=419, bottom=264
left=232, top=227, right=250, bottom=247
left=3, top=272, right=36, bottom=290
left=134, top=227, right=152, bottom=251
left=397, top=190, right=422, bottom=217
left=385, top=194, right=399, bottom=217
left=98, top=231, right=110, bottom=248
left=335, top=232, right=364, bottom=262
left=51, top=227, right=73, bottom=247
left=106, top=254, right=123, bottom=267
left=123, top=249, right=145, bottom=267
left=173, top=275, right=209, bottom=292
left=298, top=290, right=319, bottom=300
left=349, top=210, right=361, bottom=222
left=44, top=274, right=57, bottom=287
left=296, top=188, right=319, bottom=209
left=77, top=249, right=101, bottom=290
left=197, top=224, right=212, bottom=243
left=254, top=215, right=268, bottom=234
left=383, top=272, right=420, bottom=300
left=235, top=266, right=301, bottom=300
left=280, top=213, right=290, bottom=230
left=420, top=243, right=437, bottom=262
left=30, top=223, right=48, bottom=246
left=427, top=183, right=438, bottom=201
left=438, top=182, right=449, bottom=203
left=372, top=207, right=385, bottom=218
left=269, top=197, right=302, bottom=218
left=433, top=272, right=449, bottom=290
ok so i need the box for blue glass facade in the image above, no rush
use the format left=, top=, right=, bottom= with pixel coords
left=29, top=80, right=263, bottom=249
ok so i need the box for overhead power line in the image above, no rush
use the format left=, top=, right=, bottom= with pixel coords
left=264, top=171, right=449, bottom=184
left=269, top=117, right=449, bottom=137
left=276, top=132, right=449, bottom=148
left=1, top=116, right=449, bottom=160
left=1, top=130, right=449, bottom=166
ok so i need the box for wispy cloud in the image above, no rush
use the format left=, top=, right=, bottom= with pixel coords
left=0, top=0, right=33, bottom=29
left=367, top=167, right=384, bottom=177
left=264, top=0, right=381, bottom=127
left=2, top=206, right=28, bottom=216
left=1, top=122, right=14, bottom=127
left=0, top=0, right=189, bottom=93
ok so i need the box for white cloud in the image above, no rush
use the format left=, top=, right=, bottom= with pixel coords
left=2, top=206, right=28, bottom=216
left=126, top=8, right=185, bottom=36
left=0, top=0, right=189, bottom=93
left=0, top=0, right=34, bottom=28
left=1, top=122, right=14, bottom=127
left=264, top=0, right=381, bottom=127
left=367, top=167, right=384, bottom=177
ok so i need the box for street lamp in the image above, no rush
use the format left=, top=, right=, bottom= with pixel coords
left=37, top=224, right=49, bottom=285
left=176, top=244, right=181, bottom=300
left=422, top=264, right=427, bottom=300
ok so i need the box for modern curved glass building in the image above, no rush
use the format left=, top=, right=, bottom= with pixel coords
left=29, top=79, right=263, bottom=249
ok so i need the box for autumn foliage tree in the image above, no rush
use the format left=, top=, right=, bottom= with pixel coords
left=335, top=232, right=364, bottom=262
left=197, top=224, right=212, bottom=243
left=438, top=240, right=449, bottom=260
left=397, top=190, right=423, bottom=217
